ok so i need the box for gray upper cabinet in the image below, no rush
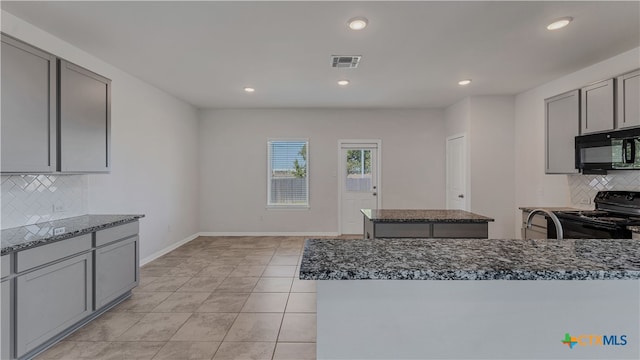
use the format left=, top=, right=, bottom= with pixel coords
left=545, top=90, right=580, bottom=174
left=59, top=59, right=111, bottom=173
left=616, top=69, right=640, bottom=129
left=1, top=34, right=57, bottom=174
left=580, top=79, right=615, bottom=134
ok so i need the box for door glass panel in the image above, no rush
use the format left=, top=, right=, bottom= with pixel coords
left=345, top=149, right=372, bottom=192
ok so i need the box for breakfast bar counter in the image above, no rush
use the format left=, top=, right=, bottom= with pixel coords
left=301, top=238, right=640, bottom=359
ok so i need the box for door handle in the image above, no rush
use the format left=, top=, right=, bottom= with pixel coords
left=372, top=192, right=377, bottom=196
left=458, top=194, right=464, bottom=198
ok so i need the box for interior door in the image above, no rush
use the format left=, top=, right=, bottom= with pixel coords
left=446, top=134, right=468, bottom=210
left=340, top=144, right=379, bottom=235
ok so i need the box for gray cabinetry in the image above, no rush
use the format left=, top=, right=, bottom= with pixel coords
left=1, top=34, right=57, bottom=174
left=616, top=69, right=640, bottom=129
left=521, top=211, right=547, bottom=239
left=15, top=252, right=92, bottom=358
left=364, top=220, right=489, bottom=239
left=59, top=60, right=111, bottom=173
left=545, top=90, right=580, bottom=174
left=633, top=232, right=640, bottom=240
left=581, top=79, right=615, bottom=134
left=1, top=279, right=12, bottom=360
left=95, top=236, right=138, bottom=308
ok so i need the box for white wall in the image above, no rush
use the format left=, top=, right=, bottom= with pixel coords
left=2, top=11, right=201, bottom=261
left=445, top=96, right=516, bottom=238
left=514, top=47, right=640, bottom=236
left=199, top=108, right=446, bottom=234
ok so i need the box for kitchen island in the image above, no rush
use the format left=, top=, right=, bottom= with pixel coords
left=300, top=238, right=640, bottom=360
left=361, top=209, right=494, bottom=239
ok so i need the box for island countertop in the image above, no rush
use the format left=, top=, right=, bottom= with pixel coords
left=299, top=238, right=640, bottom=280
left=1, top=214, right=145, bottom=255
left=361, top=209, right=494, bottom=223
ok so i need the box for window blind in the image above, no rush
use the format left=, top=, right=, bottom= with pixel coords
left=268, top=140, right=309, bottom=206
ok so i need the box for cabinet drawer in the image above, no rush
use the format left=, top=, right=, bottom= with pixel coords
left=16, top=252, right=92, bottom=357
left=374, top=223, right=430, bottom=238
left=16, top=234, right=91, bottom=273
left=1, top=254, right=11, bottom=278
left=95, top=221, right=139, bottom=247
left=432, top=223, right=488, bottom=238
left=95, top=236, right=139, bottom=308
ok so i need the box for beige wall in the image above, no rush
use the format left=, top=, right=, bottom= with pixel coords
left=199, top=108, right=446, bottom=234
left=445, top=96, right=516, bottom=238
left=514, top=47, right=640, bottom=236
left=2, top=11, right=201, bottom=261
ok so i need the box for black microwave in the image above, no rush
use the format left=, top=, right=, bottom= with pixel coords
left=575, top=127, right=640, bottom=174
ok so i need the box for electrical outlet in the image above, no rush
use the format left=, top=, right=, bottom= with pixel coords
left=580, top=198, right=591, bottom=205
left=52, top=203, right=65, bottom=213
left=53, top=227, right=65, bottom=235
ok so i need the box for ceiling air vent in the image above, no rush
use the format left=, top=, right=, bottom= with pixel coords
left=331, top=55, right=361, bottom=68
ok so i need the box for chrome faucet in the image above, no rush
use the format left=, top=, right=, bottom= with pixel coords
left=526, top=209, right=564, bottom=240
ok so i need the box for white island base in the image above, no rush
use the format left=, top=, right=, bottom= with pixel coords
left=317, top=280, right=639, bottom=360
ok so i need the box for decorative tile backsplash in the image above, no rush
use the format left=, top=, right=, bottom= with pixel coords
left=1, top=175, right=88, bottom=229
left=568, top=171, right=640, bottom=208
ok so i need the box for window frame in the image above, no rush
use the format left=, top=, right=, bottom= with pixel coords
left=266, top=138, right=310, bottom=209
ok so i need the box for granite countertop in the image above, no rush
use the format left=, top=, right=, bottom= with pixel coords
left=361, top=209, right=494, bottom=223
left=1, top=214, right=144, bottom=255
left=300, top=238, right=640, bottom=280
left=629, top=226, right=640, bottom=234
left=518, top=206, right=584, bottom=212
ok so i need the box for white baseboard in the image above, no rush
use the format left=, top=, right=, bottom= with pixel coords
left=140, top=233, right=199, bottom=266
left=199, top=231, right=340, bottom=237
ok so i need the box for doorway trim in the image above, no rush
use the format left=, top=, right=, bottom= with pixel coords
left=337, top=139, right=382, bottom=235
left=446, top=133, right=470, bottom=211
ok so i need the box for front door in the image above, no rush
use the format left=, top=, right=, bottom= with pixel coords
left=340, top=142, right=379, bottom=235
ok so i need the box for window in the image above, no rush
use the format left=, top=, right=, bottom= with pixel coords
left=267, top=140, right=309, bottom=207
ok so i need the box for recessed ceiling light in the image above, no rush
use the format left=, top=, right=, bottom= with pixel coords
left=337, top=80, right=350, bottom=86
left=243, top=87, right=255, bottom=93
left=546, top=17, right=573, bottom=31
left=348, top=17, right=368, bottom=30
left=458, top=79, right=472, bottom=86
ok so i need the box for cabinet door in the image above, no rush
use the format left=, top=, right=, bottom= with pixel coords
left=581, top=79, right=615, bottom=134
left=95, top=236, right=139, bottom=309
left=59, top=60, right=111, bottom=173
left=1, top=34, right=57, bottom=173
left=16, top=252, right=92, bottom=358
left=1, top=279, right=12, bottom=360
left=545, top=90, right=579, bottom=174
left=616, top=69, right=640, bottom=129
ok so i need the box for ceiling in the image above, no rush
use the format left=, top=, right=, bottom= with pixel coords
left=2, top=1, right=639, bottom=109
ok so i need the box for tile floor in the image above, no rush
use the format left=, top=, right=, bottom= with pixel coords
left=35, top=236, right=318, bottom=360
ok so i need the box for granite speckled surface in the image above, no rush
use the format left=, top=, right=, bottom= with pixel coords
left=1, top=214, right=144, bottom=255
left=361, top=209, right=494, bottom=223
left=300, top=238, right=640, bottom=280
left=629, top=226, right=640, bottom=234
left=518, top=206, right=583, bottom=213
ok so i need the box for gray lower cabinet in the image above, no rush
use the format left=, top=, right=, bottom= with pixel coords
left=95, top=236, right=139, bottom=308
left=365, top=220, right=489, bottom=239
left=59, top=59, right=111, bottom=173
left=616, top=69, right=640, bottom=129
left=581, top=79, right=615, bottom=134
left=521, top=211, right=548, bottom=239
left=1, top=279, right=12, bottom=360
left=1, top=34, right=57, bottom=174
left=15, top=252, right=93, bottom=358
left=545, top=90, right=580, bottom=174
